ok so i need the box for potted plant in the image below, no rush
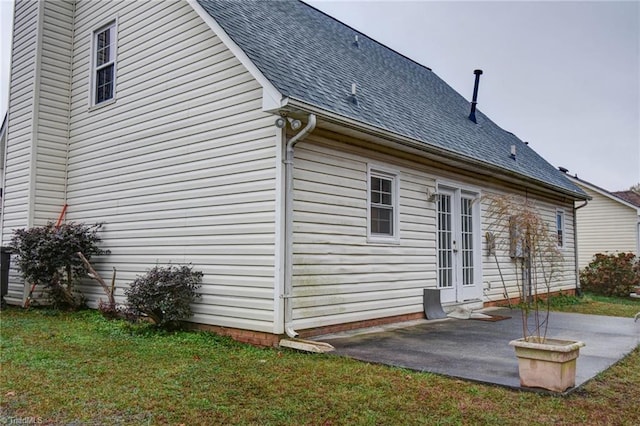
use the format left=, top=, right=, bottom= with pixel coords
left=486, top=194, right=585, bottom=392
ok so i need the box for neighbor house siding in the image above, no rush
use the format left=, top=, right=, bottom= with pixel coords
left=573, top=184, right=638, bottom=268
left=1, top=0, right=41, bottom=305
left=63, top=0, right=278, bottom=332
left=290, top=134, right=437, bottom=330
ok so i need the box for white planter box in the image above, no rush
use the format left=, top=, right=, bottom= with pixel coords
left=509, top=337, right=585, bottom=392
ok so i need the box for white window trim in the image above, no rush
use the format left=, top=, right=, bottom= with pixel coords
left=556, top=209, right=566, bottom=249
left=367, top=165, right=400, bottom=244
left=89, top=18, right=118, bottom=109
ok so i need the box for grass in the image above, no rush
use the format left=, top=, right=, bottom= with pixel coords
left=548, top=292, right=640, bottom=317
left=1, top=294, right=639, bottom=425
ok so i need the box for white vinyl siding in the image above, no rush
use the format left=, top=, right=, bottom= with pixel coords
left=290, top=135, right=437, bottom=330
left=481, top=190, right=576, bottom=303
left=2, top=0, right=82, bottom=305
left=2, top=0, right=38, bottom=237
left=1, top=0, right=40, bottom=305
left=573, top=184, right=639, bottom=268
left=64, top=0, right=278, bottom=333
left=34, top=0, right=74, bottom=225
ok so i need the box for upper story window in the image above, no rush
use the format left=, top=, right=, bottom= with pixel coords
left=556, top=210, right=565, bottom=248
left=368, top=167, right=399, bottom=242
left=92, top=21, right=117, bottom=106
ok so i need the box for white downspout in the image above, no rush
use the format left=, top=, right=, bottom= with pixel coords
left=283, top=114, right=316, bottom=338
left=573, top=200, right=588, bottom=295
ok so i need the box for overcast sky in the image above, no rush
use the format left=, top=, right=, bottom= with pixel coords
left=1, top=0, right=638, bottom=191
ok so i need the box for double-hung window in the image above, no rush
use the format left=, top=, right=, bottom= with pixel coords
left=368, top=168, right=398, bottom=242
left=556, top=210, right=565, bottom=248
left=92, top=21, right=117, bottom=106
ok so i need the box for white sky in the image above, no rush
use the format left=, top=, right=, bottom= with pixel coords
left=0, top=0, right=638, bottom=191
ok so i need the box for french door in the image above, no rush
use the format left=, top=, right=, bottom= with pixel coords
left=437, top=187, right=481, bottom=303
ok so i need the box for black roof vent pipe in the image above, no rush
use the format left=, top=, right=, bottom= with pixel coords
left=469, top=69, right=483, bottom=123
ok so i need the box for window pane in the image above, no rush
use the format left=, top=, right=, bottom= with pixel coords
left=381, top=178, right=391, bottom=193
left=96, top=64, right=114, bottom=103
left=371, top=206, right=393, bottom=235
left=96, top=28, right=111, bottom=66
left=371, top=191, right=380, bottom=204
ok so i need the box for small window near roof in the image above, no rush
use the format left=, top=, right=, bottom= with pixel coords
left=92, top=21, right=117, bottom=106
left=556, top=210, right=565, bottom=248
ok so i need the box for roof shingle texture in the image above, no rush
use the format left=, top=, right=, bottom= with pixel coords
left=197, top=0, right=585, bottom=198
left=613, top=191, right=640, bottom=207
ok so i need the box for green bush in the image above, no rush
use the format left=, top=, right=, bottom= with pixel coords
left=579, top=252, right=640, bottom=297
left=10, top=222, right=109, bottom=309
left=124, top=265, right=202, bottom=329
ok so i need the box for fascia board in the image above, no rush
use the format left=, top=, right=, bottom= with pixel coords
left=283, top=97, right=588, bottom=202
left=187, top=0, right=284, bottom=111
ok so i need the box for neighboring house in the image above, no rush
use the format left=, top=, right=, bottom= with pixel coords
left=1, top=0, right=587, bottom=345
left=565, top=174, right=640, bottom=268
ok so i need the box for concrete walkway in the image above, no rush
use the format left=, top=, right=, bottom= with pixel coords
left=319, top=308, right=640, bottom=394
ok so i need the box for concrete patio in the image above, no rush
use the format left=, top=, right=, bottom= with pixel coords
left=319, top=308, right=640, bottom=394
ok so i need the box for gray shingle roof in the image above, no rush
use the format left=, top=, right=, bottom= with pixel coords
left=196, top=0, right=586, bottom=199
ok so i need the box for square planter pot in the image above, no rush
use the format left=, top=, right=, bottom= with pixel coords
left=509, top=337, right=585, bottom=392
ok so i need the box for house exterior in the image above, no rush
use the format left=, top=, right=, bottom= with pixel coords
left=565, top=175, right=640, bottom=269
left=1, top=0, right=587, bottom=346
left=0, top=114, right=5, bottom=197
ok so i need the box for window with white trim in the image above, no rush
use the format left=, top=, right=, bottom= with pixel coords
left=92, top=21, right=117, bottom=105
left=556, top=210, right=565, bottom=248
left=368, top=169, right=398, bottom=240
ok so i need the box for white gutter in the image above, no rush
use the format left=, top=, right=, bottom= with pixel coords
left=573, top=199, right=588, bottom=294
left=283, top=114, right=316, bottom=338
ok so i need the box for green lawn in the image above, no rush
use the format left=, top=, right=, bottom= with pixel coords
left=1, top=295, right=639, bottom=425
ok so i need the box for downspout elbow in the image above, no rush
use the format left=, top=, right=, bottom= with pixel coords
left=286, top=114, right=317, bottom=158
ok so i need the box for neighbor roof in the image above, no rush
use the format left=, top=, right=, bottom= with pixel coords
left=613, top=191, right=640, bottom=208
left=196, top=0, right=586, bottom=199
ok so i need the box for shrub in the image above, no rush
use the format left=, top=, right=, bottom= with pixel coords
left=580, top=252, right=640, bottom=297
left=10, top=222, right=109, bottom=309
left=124, top=265, right=203, bottom=329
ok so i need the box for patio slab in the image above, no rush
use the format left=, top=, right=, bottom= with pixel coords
left=319, top=308, right=640, bottom=394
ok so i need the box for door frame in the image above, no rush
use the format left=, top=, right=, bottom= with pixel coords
left=435, top=181, right=483, bottom=304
